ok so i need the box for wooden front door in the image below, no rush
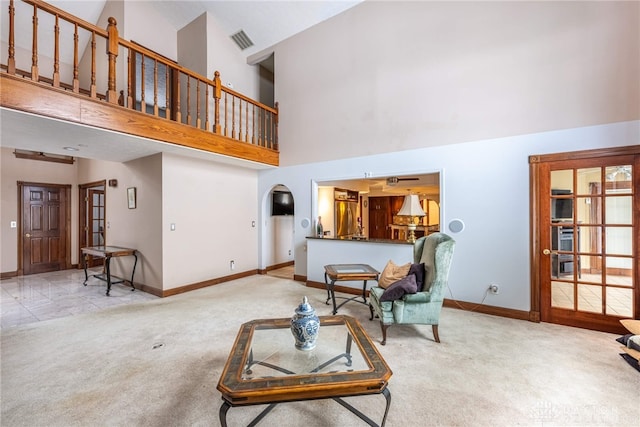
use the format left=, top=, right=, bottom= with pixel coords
left=531, top=146, right=639, bottom=334
left=19, top=182, right=71, bottom=275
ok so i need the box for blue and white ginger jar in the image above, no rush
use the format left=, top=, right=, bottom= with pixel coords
left=290, top=296, right=320, bottom=351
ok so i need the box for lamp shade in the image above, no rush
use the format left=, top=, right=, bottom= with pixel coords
left=397, top=194, right=426, bottom=217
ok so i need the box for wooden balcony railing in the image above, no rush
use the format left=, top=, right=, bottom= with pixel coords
left=1, top=0, right=278, bottom=160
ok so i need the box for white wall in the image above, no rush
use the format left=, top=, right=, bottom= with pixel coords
left=77, top=155, right=163, bottom=291
left=271, top=1, right=639, bottom=167
left=258, top=121, right=640, bottom=312
left=204, top=12, right=260, bottom=99
left=161, top=153, right=259, bottom=289
left=256, top=0, right=639, bottom=313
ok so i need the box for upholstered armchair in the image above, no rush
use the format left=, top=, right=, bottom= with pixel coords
left=368, top=233, right=455, bottom=345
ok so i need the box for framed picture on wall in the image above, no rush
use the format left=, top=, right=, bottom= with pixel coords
left=127, top=187, right=136, bottom=209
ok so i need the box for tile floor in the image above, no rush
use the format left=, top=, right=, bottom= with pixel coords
left=551, top=272, right=634, bottom=317
left=1, top=266, right=296, bottom=329
left=0, top=267, right=158, bottom=329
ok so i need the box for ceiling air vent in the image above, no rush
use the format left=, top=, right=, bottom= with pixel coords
left=231, top=30, right=254, bottom=50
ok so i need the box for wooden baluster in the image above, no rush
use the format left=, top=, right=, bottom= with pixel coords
left=274, top=102, right=279, bottom=151
left=53, top=14, right=60, bottom=87
left=72, top=23, right=79, bottom=92
left=126, top=49, right=133, bottom=108
left=186, top=75, right=191, bottom=125
left=257, top=107, right=262, bottom=146
left=237, top=99, right=242, bottom=141
left=231, top=96, right=236, bottom=139
left=7, top=0, right=15, bottom=74
left=153, top=59, right=158, bottom=116
left=106, top=17, right=118, bottom=103
left=165, top=66, right=170, bottom=119
left=204, top=83, right=210, bottom=131
left=140, top=54, right=146, bottom=112
left=262, top=107, right=267, bottom=147
left=90, top=31, right=96, bottom=98
left=31, top=4, right=38, bottom=81
left=213, top=71, right=221, bottom=134
left=175, top=74, right=181, bottom=123
left=245, top=101, right=249, bottom=142
left=252, top=105, right=256, bottom=144
left=196, top=79, right=201, bottom=128
left=224, top=92, right=228, bottom=137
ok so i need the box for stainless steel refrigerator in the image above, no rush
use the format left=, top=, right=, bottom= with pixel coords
left=335, top=200, right=358, bottom=238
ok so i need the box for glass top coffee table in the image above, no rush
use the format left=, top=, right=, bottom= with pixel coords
left=217, top=315, right=392, bottom=426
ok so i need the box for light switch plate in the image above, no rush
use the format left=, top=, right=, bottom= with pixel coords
left=10, top=221, right=17, bottom=228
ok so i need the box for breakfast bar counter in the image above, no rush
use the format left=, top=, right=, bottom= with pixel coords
left=306, top=237, right=413, bottom=296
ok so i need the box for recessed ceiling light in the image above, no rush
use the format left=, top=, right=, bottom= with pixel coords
left=63, top=146, right=79, bottom=151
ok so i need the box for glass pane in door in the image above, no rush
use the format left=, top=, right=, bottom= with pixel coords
left=577, top=283, right=602, bottom=313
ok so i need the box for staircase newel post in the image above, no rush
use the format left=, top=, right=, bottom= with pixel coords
left=7, top=0, right=16, bottom=74
left=106, top=17, right=119, bottom=103
left=213, top=71, right=221, bottom=134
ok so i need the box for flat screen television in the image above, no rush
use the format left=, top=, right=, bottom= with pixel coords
left=272, top=191, right=294, bottom=216
left=551, top=189, right=573, bottom=220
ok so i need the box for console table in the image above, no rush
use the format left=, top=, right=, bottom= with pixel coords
left=81, top=246, right=137, bottom=296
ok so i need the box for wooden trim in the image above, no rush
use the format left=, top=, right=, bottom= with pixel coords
left=529, top=157, right=542, bottom=321
left=14, top=150, right=75, bottom=164
left=306, top=279, right=360, bottom=296
left=443, top=299, right=531, bottom=321
left=0, top=271, right=19, bottom=279
left=0, top=74, right=279, bottom=167
left=265, top=260, right=294, bottom=272
left=529, top=145, right=640, bottom=163
left=161, top=269, right=258, bottom=297
left=293, top=274, right=307, bottom=282
left=307, top=280, right=532, bottom=322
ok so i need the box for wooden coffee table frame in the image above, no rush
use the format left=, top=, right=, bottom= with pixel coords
left=217, top=315, right=392, bottom=426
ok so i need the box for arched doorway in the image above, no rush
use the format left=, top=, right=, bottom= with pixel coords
left=265, top=185, right=295, bottom=279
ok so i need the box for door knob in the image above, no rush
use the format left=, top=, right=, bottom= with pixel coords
left=25, top=233, right=31, bottom=238
left=543, top=249, right=558, bottom=255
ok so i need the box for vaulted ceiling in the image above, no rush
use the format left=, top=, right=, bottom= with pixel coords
left=0, top=0, right=362, bottom=166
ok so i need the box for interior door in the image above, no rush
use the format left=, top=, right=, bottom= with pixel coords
left=368, top=197, right=390, bottom=239
left=79, top=182, right=106, bottom=268
left=19, top=183, right=71, bottom=275
left=533, top=148, right=639, bottom=334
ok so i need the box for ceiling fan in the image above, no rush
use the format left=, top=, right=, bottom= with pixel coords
left=386, top=176, right=420, bottom=185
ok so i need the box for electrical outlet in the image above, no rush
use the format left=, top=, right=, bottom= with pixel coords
left=489, top=284, right=499, bottom=294
left=230, top=260, right=235, bottom=270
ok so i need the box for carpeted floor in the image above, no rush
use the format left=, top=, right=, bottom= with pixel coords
left=1, top=274, right=638, bottom=426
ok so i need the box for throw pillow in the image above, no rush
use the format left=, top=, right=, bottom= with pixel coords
left=629, top=336, right=640, bottom=353
left=408, top=263, right=425, bottom=292
left=621, top=319, right=640, bottom=335
left=380, top=274, right=418, bottom=302
left=378, top=260, right=411, bottom=289
left=616, top=334, right=633, bottom=346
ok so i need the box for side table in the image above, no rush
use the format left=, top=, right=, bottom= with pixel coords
left=324, top=264, right=379, bottom=314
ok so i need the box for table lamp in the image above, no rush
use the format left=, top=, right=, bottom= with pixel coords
left=397, top=194, right=426, bottom=243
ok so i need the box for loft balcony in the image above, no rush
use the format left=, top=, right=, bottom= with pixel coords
left=0, top=0, right=279, bottom=167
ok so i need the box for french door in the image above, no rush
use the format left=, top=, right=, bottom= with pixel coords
left=531, top=146, right=639, bottom=334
